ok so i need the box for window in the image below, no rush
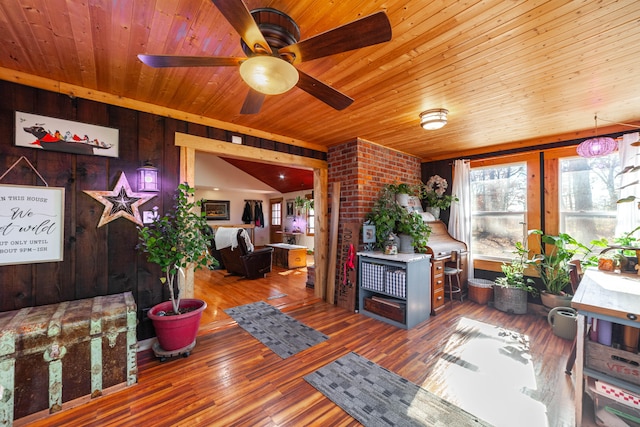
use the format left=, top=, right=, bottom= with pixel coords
left=271, top=201, right=281, bottom=226
left=471, top=161, right=528, bottom=259
left=306, top=205, right=315, bottom=235
left=559, top=153, right=621, bottom=244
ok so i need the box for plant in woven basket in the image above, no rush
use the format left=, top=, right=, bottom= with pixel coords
left=495, top=239, right=538, bottom=296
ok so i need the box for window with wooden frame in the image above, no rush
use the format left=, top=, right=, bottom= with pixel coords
left=305, top=194, right=314, bottom=236
left=470, top=153, right=541, bottom=271
left=271, top=201, right=282, bottom=226
left=544, top=146, right=623, bottom=245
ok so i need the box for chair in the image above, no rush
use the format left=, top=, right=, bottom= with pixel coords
left=444, top=250, right=463, bottom=306
left=202, top=226, right=225, bottom=269
left=218, top=229, right=273, bottom=279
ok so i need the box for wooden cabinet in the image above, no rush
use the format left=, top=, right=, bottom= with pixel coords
left=357, top=252, right=431, bottom=329
left=572, top=269, right=640, bottom=426
left=431, top=259, right=445, bottom=315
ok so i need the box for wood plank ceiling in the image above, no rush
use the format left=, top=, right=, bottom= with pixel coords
left=1, top=0, right=640, bottom=162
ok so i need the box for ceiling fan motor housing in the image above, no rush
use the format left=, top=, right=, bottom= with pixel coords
left=240, top=8, right=301, bottom=60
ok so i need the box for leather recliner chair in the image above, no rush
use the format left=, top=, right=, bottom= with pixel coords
left=218, top=229, right=273, bottom=279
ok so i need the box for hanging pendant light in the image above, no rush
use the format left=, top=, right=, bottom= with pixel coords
left=577, top=114, right=617, bottom=158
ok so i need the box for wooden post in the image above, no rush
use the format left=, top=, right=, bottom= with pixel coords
left=326, top=182, right=340, bottom=304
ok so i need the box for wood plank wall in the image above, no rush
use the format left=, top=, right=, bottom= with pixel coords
left=0, top=81, right=325, bottom=340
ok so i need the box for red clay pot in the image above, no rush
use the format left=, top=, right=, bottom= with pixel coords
left=148, top=298, right=206, bottom=351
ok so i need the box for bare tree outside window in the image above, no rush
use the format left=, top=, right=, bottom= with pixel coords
left=471, top=162, right=528, bottom=259
left=560, top=154, right=621, bottom=245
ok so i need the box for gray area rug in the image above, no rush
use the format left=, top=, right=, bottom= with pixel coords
left=224, top=300, right=329, bottom=359
left=305, top=352, right=493, bottom=427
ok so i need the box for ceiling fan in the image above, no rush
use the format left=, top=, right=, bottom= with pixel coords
left=138, top=0, right=392, bottom=114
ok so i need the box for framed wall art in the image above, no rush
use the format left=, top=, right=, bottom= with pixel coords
left=204, top=200, right=230, bottom=221
left=362, top=224, right=376, bottom=243
left=15, top=111, right=119, bottom=158
left=0, top=184, right=65, bottom=266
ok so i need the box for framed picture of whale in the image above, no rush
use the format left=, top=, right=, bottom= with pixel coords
left=15, top=111, right=119, bottom=158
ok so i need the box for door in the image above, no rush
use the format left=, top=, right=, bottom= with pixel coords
left=269, top=198, right=283, bottom=243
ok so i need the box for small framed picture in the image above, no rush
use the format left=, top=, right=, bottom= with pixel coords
left=286, top=199, right=294, bottom=217
left=203, top=200, right=230, bottom=221
left=363, top=224, right=376, bottom=243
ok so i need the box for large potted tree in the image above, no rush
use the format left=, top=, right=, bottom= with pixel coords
left=138, top=183, right=216, bottom=353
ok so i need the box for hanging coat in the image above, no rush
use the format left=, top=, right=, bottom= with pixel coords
left=242, top=201, right=252, bottom=224
left=255, top=201, right=264, bottom=228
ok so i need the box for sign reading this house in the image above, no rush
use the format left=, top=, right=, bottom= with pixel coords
left=0, top=184, right=65, bottom=265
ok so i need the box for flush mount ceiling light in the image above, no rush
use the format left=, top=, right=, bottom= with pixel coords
left=420, top=109, right=448, bottom=130
left=239, top=56, right=299, bottom=95
left=577, top=114, right=618, bottom=158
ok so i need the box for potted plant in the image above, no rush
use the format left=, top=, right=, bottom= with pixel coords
left=423, top=175, right=458, bottom=219
left=137, top=183, right=216, bottom=352
left=610, top=226, right=640, bottom=272
left=527, top=230, right=604, bottom=308
left=494, top=239, right=538, bottom=314
left=367, top=184, right=431, bottom=253
left=387, top=182, right=419, bottom=206
left=293, top=195, right=313, bottom=216
left=396, top=207, right=431, bottom=253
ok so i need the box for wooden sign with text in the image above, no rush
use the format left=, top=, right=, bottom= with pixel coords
left=337, top=222, right=360, bottom=311
left=0, top=184, right=65, bottom=265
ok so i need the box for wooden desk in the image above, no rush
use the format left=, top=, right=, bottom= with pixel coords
left=572, top=268, right=640, bottom=426
left=275, top=231, right=303, bottom=245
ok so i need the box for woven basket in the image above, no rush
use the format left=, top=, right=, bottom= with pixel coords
left=493, top=285, right=527, bottom=314
left=468, top=279, right=494, bottom=305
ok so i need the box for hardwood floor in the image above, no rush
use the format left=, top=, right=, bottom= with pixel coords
left=24, top=263, right=598, bottom=427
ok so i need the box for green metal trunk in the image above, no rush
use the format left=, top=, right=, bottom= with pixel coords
left=0, top=292, right=137, bottom=425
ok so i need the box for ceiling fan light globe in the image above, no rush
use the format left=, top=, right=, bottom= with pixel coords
left=239, top=56, right=299, bottom=95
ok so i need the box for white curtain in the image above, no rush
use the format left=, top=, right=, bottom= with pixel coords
left=616, top=132, right=640, bottom=236
left=448, top=159, right=473, bottom=279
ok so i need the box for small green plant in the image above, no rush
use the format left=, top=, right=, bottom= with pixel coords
left=395, top=209, right=431, bottom=252
left=137, top=183, right=216, bottom=314
left=495, top=239, right=538, bottom=296
left=366, top=184, right=431, bottom=252
left=294, top=195, right=314, bottom=212
left=387, top=182, right=422, bottom=195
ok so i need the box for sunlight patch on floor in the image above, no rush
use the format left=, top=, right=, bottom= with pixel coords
left=278, top=269, right=306, bottom=276
left=420, top=317, right=549, bottom=427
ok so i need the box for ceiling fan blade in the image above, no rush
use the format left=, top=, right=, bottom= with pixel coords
left=138, top=54, right=242, bottom=68
left=280, top=11, right=391, bottom=63
left=296, top=70, right=354, bottom=111
left=240, top=89, right=266, bottom=114
left=211, top=0, right=272, bottom=54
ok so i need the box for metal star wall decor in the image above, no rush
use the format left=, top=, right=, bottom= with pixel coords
left=84, top=172, right=156, bottom=227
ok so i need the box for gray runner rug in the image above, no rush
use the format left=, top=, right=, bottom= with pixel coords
left=224, top=300, right=329, bottom=359
left=305, top=352, right=493, bottom=427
